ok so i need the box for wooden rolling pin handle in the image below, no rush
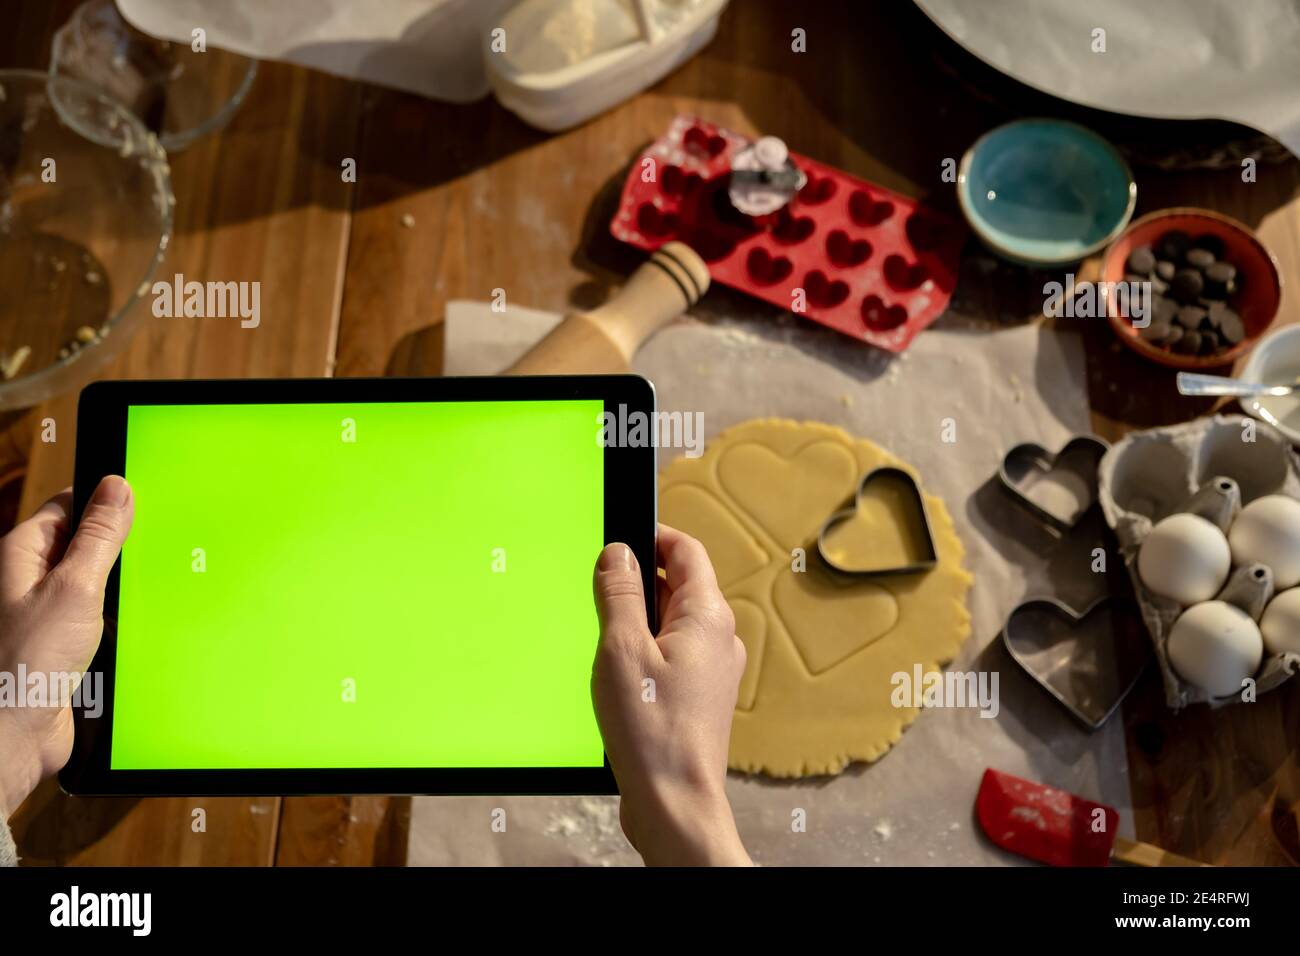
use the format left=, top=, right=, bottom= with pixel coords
left=506, top=241, right=709, bottom=376
left=1111, top=836, right=1209, bottom=867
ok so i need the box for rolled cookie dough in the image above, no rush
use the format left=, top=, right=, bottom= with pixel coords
left=659, top=419, right=972, bottom=777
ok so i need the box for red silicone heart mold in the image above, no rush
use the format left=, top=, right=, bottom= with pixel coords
left=610, top=116, right=967, bottom=352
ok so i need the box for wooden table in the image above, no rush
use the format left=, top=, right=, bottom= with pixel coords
left=5, top=0, right=1297, bottom=866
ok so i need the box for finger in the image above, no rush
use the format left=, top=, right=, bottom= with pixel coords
left=8, top=487, right=72, bottom=558
left=655, top=524, right=734, bottom=644
left=0, top=488, right=75, bottom=600
left=47, top=476, right=133, bottom=599
left=656, top=523, right=719, bottom=593
left=34, top=487, right=73, bottom=523
left=593, top=543, right=656, bottom=653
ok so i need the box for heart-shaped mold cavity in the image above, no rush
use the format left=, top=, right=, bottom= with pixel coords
left=637, top=203, right=679, bottom=238
left=905, top=212, right=944, bottom=252
left=884, top=254, right=927, bottom=291
left=661, top=164, right=701, bottom=198
left=689, top=226, right=737, bottom=262
left=798, top=174, right=837, bottom=205
left=746, top=247, right=793, bottom=285
left=684, top=124, right=727, bottom=159
left=803, top=270, right=849, bottom=308
left=772, top=209, right=815, bottom=245
left=861, top=294, right=907, bottom=331
left=1002, top=596, right=1151, bottom=729
left=999, top=436, right=1108, bottom=531
left=826, top=229, right=871, bottom=267
left=849, top=190, right=894, bottom=226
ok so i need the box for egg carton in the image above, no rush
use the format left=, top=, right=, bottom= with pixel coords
left=1098, top=414, right=1300, bottom=709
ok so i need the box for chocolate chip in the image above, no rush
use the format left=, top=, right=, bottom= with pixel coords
left=1171, top=268, right=1204, bottom=303
left=1199, top=330, right=1220, bottom=355
left=1124, top=273, right=1149, bottom=287
left=1176, top=304, right=1207, bottom=329
left=1218, top=308, right=1245, bottom=345
left=1204, top=260, right=1237, bottom=298
left=1140, top=321, right=1170, bottom=343
left=1155, top=260, right=1176, bottom=282
left=1185, top=247, right=1215, bottom=271
left=1192, top=234, right=1225, bottom=259
left=1158, top=230, right=1191, bottom=261
left=1174, top=329, right=1201, bottom=354
left=1204, top=301, right=1228, bottom=328
left=1126, top=246, right=1156, bottom=275
left=1160, top=324, right=1185, bottom=348
left=1154, top=295, right=1178, bottom=326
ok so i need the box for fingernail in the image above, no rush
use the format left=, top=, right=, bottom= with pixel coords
left=94, top=476, right=130, bottom=508
left=598, top=543, right=636, bottom=572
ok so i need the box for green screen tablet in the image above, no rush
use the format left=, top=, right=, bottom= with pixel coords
left=62, top=376, right=656, bottom=796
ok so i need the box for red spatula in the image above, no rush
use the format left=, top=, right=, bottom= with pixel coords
left=976, top=768, right=1207, bottom=867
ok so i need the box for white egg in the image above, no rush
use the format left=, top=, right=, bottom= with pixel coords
left=1137, top=513, right=1231, bottom=605
left=1167, top=601, right=1263, bottom=697
left=1259, top=587, right=1300, bottom=656
left=1229, top=494, right=1300, bottom=590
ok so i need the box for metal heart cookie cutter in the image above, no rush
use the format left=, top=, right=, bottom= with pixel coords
left=816, top=466, right=938, bottom=577
left=1001, top=594, right=1151, bottom=730
left=999, top=435, right=1110, bottom=532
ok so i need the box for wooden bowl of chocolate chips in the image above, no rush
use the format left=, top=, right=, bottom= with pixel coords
left=1103, top=208, right=1282, bottom=370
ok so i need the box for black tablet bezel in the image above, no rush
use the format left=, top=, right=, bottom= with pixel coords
left=60, top=375, right=657, bottom=797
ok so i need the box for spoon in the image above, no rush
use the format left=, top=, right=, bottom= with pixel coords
left=1176, top=371, right=1300, bottom=398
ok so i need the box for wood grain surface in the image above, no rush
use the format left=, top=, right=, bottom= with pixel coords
left=2, top=0, right=1297, bottom=866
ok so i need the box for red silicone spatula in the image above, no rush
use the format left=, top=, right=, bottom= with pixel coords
left=976, top=768, right=1207, bottom=867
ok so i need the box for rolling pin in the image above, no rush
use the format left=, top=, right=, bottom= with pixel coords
left=506, top=241, right=709, bottom=375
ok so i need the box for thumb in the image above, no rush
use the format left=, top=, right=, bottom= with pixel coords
left=51, top=476, right=133, bottom=597
left=593, top=543, right=653, bottom=649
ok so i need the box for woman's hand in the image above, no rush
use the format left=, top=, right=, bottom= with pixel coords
left=0, top=477, right=133, bottom=817
left=591, top=524, right=751, bottom=866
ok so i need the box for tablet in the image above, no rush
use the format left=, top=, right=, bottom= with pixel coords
left=60, top=375, right=657, bottom=796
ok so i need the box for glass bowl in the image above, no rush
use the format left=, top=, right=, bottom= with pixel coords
left=0, top=69, right=173, bottom=410
left=50, top=0, right=258, bottom=153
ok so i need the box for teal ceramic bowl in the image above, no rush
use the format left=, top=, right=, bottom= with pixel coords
left=958, top=119, right=1136, bottom=267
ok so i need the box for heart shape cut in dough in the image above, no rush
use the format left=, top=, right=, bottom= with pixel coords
left=717, top=440, right=858, bottom=551
left=730, top=598, right=767, bottom=710
left=1001, top=596, right=1151, bottom=729
left=818, top=467, right=937, bottom=575
left=659, top=419, right=973, bottom=778
left=773, top=568, right=898, bottom=674
left=660, top=482, right=768, bottom=589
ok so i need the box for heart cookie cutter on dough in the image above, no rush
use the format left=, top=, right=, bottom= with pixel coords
left=999, top=435, right=1110, bottom=532
left=815, top=466, right=938, bottom=576
left=1001, top=594, right=1151, bottom=730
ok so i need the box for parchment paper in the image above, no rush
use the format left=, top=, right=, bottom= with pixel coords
left=116, top=0, right=514, bottom=102
left=916, top=0, right=1300, bottom=156
left=407, top=300, right=1136, bottom=866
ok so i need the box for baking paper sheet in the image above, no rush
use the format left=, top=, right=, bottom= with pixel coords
left=407, top=300, right=1135, bottom=866
left=916, top=0, right=1300, bottom=156
left=116, top=0, right=514, bottom=102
